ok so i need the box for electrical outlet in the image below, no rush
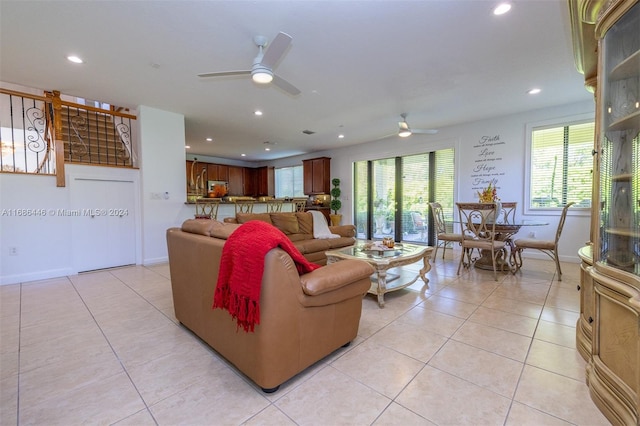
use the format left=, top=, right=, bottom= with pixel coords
left=529, top=231, right=536, bottom=238
left=8, top=247, right=17, bottom=256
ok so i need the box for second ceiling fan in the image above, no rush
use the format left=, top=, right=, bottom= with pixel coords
left=397, top=113, right=438, bottom=137
left=198, top=32, right=300, bottom=96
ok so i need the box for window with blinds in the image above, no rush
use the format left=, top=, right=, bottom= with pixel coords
left=354, top=147, right=455, bottom=243
left=529, top=121, right=594, bottom=209
left=275, top=165, right=304, bottom=198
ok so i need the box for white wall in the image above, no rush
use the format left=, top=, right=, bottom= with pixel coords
left=138, top=106, right=189, bottom=264
left=269, top=100, right=595, bottom=263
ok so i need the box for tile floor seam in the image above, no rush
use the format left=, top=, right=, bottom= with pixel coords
left=68, top=272, right=158, bottom=424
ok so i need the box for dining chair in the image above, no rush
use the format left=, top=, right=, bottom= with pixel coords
left=195, top=198, right=220, bottom=220
left=410, top=211, right=427, bottom=242
left=428, top=202, right=463, bottom=259
left=292, top=199, right=308, bottom=212
left=512, top=202, right=575, bottom=281
left=500, top=201, right=517, bottom=224
left=234, top=200, right=255, bottom=214
left=456, top=202, right=506, bottom=280
left=266, top=199, right=284, bottom=213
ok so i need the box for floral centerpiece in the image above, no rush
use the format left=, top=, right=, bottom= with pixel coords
left=477, top=181, right=499, bottom=203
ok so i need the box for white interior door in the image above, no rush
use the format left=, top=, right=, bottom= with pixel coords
left=71, top=177, right=136, bottom=272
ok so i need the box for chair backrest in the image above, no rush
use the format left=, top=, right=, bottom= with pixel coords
left=500, top=202, right=517, bottom=224
left=410, top=211, right=425, bottom=229
left=235, top=200, right=254, bottom=214
left=456, top=202, right=498, bottom=241
left=555, top=202, right=575, bottom=244
left=195, top=199, right=220, bottom=220
left=266, top=199, right=284, bottom=213
left=429, top=202, right=447, bottom=234
left=292, top=199, right=307, bottom=212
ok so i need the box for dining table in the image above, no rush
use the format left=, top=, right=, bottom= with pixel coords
left=447, top=219, right=548, bottom=272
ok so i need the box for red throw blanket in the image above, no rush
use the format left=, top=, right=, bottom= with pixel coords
left=212, top=220, right=321, bottom=332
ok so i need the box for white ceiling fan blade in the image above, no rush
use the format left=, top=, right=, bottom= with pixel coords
left=260, top=32, right=292, bottom=69
left=272, top=74, right=301, bottom=96
left=412, top=128, right=439, bottom=134
left=198, top=70, right=251, bottom=78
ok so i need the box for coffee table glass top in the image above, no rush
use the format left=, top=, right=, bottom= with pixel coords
left=334, top=241, right=426, bottom=260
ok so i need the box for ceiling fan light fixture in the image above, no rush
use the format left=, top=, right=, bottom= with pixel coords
left=252, top=67, right=273, bottom=84
left=398, top=119, right=412, bottom=137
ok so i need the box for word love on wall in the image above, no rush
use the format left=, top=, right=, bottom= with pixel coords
left=470, top=135, right=507, bottom=195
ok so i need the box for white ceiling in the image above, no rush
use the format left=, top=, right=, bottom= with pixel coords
left=0, top=0, right=592, bottom=162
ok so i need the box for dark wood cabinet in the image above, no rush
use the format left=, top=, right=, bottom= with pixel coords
left=243, top=167, right=257, bottom=196
left=185, top=162, right=272, bottom=197
left=256, top=166, right=275, bottom=196
left=227, top=166, right=244, bottom=196
left=303, top=157, right=331, bottom=195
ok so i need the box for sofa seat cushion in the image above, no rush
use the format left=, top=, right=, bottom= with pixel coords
left=326, top=237, right=357, bottom=249
left=288, top=233, right=313, bottom=242
left=293, top=238, right=331, bottom=254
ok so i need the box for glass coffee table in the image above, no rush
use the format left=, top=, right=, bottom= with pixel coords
left=326, top=241, right=433, bottom=308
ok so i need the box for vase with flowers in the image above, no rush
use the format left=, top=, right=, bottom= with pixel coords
left=477, top=180, right=502, bottom=222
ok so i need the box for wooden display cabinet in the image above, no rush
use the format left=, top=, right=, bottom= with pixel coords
left=571, top=1, right=640, bottom=424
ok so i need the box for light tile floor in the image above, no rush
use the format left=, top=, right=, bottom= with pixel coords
left=0, top=252, right=612, bottom=425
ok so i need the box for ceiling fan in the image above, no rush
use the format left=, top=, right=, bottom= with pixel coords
left=198, top=32, right=301, bottom=96
left=397, top=113, right=438, bottom=137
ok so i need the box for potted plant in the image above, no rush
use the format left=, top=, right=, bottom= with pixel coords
left=329, top=178, right=342, bottom=226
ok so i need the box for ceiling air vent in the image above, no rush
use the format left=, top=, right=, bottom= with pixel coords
left=302, top=130, right=315, bottom=135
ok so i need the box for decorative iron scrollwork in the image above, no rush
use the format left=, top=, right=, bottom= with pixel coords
left=25, top=107, right=47, bottom=153
left=69, top=113, right=89, bottom=157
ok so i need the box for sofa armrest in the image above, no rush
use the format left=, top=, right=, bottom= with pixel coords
left=328, top=224, right=356, bottom=238
left=300, top=259, right=373, bottom=296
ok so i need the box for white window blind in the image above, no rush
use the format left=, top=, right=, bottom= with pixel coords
left=275, top=165, right=304, bottom=197
left=530, top=121, right=594, bottom=209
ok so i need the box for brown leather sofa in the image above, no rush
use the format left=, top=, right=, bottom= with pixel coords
left=166, top=219, right=374, bottom=392
left=224, top=211, right=355, bottom=264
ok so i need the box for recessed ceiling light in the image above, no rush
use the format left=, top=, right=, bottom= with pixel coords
left=265, top=147, right=271, bottom=151
left=241, top=153, right=246, bottom=157
left=493, top=3, right=511, bottom=15
left=528, top=88, right=541, bottom=95
left=185, top=145, right=191, bottom=149
left=254, top=110, right=263, bottom=116
left=205, top=137, right=213, bottom=142
left=338, top=134, right=345, bottom=139
left=67, top=55, right=83, bottom=64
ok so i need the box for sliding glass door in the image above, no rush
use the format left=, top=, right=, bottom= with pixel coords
left=354, top=148, right=454, bottom=243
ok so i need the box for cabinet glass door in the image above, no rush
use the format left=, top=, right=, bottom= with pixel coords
left=598, top=1, right=640, bottom=276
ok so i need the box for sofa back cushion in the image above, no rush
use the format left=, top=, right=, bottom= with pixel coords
left=270, top=213, right=299, bottom=234
left=236, top=213, right=272, bottom=225
left=296, top=212, right=314, bottom=235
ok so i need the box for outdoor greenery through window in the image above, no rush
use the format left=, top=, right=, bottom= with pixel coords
left=529, top=121, right=594, bottom=209
left=275, top=165, right=304, bottom=198
left=354, top=148, right=455, bottom=244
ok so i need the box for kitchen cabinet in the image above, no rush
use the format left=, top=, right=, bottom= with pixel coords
left=303, top=157, right=331, bottom=195
left=257, top=166, right=275, bottom=196
left=228, top=166, right=244, bottom=196
left=572, top=1, right=640, bottom=424
left=243, top=167, right=256, bottom=196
